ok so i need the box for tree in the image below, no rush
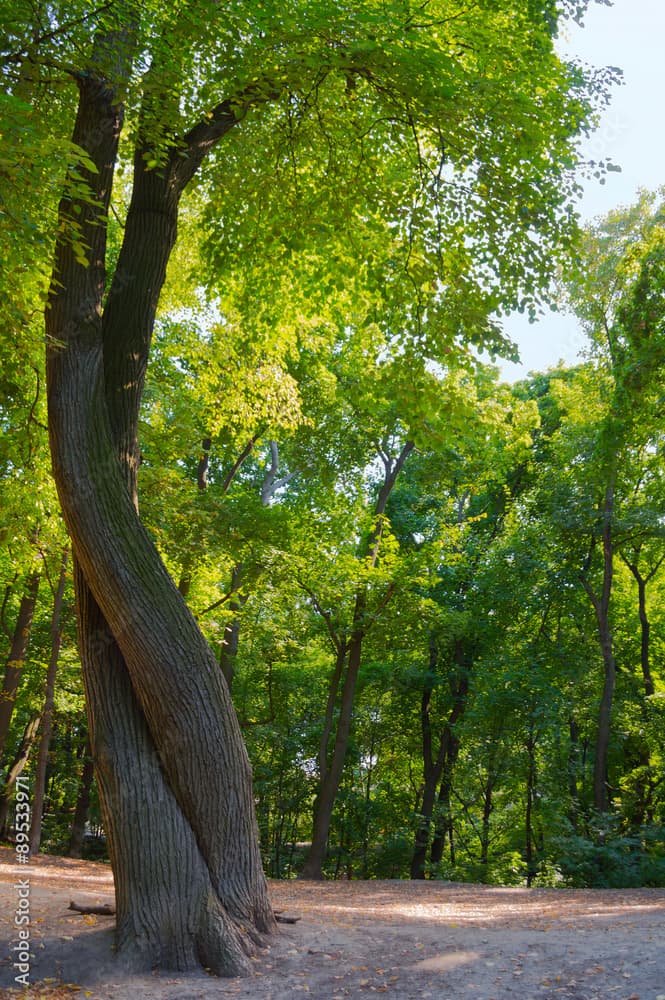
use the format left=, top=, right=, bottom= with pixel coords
left=300, top=434, right=414, bottom=879
left=562, top=191, right=665, bottom=813
left=29, top=547, right=69, bottom=854
left=4, top=0, right=609, bottom=972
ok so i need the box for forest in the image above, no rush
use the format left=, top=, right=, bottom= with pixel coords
left=1, top=0, right=664, bottom=977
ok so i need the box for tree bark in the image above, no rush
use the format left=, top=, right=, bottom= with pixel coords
left=29, top=548, right=69, bottom=854
left=567, top=715, right=582, bottom=826
left=44, top=29, right=275, bottom=974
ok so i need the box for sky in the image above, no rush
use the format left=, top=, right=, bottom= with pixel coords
left=497, top=0, right=665, bottom=382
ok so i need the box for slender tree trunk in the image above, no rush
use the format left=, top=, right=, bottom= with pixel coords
left=178, top=438, right=211, bottom=598
left=479, top=774, right=495, bottom=874
left=0, top=573, right=40, bottom=767
left=567, top=715, right=581, bottom=826
left=219, top=565, right=248, bottom=693
left=411, top=775, right=438, bottom=879
left=360, top=722, right=377, bottom=879
left=68, top=740, right=95, bottom=858
left=29, top=548, right=69, bottom=854
left=219, top=443, right=293, bottom=692
left=525, top=728, right=538, bottom=887
left=593, top=613, right=616, bottom=814
left=621, top=553, right=660, bottom=697
left=44, top=26, right=275, bottom=974
left=429, top=730, right=461, bottom=866
left=412, top=638, right=469, bottom=877
left=301, top=618, right=364, bottom=879
left=580, top=486, right=616, bottom=814
left=634, top=573, right=653, bottom=695
left=0, top=714, right=41, bottom=836
left=318, top=642, right=348, bottom=783
left=410, top=641, right=442, bottom=880
left=301, top=442, right=414, bottom=880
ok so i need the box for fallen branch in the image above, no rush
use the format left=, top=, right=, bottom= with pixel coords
left=68, top=900, right=301, bottom=923
left=68, top=900, right=115, bottom=916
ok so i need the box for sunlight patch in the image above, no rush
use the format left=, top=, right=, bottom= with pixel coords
left=411, top=950, right=481, bottom=972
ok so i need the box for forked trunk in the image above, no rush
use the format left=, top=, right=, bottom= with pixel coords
left=44, top=32, right=275, bottom=974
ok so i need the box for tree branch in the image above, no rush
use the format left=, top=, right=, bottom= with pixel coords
left=0, top=579, right=17, bottom=640
left=171, top=79, right=283, bottom=193
left=297, top=580, right=343, bottom=655
left=220, top=434, right=261, bottom=495
left=260, top=441, right=298, bottom=505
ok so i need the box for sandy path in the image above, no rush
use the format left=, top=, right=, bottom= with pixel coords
left=1, top=849, right=664, bottom=999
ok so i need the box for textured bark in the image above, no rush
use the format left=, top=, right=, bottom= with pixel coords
left=29, top=549, right=69, bottom=854
left=318, top=642, right=347, bottom=784
left=44, top=31, right=275, bottom=974
left=0, top=573, right=40, bottom=767
left=73, top=572, right=265, bottom=974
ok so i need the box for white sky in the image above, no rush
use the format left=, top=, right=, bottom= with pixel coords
left=497, top=0, right=665, bottom=382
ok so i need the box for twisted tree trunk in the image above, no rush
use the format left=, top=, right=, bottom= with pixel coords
left=45, top=27, right=275, bottom=975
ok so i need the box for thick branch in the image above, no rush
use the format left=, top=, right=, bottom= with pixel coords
left=221, top=434, right=261, bottom=495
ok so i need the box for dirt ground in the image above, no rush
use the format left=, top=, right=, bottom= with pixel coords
left=0, top=848, right=664, bottom=1000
